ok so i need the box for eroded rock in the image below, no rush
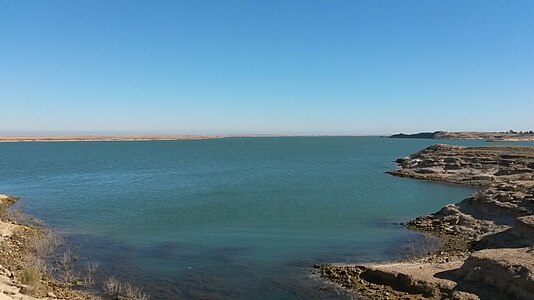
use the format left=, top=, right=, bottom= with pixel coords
left=319, top=145, right=534, bottom=299
left=457, top=248, right=534, bottom=300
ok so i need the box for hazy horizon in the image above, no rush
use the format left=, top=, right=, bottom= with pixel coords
left=2, top=1, right=533, bottom=134
left=0, top=129, right=531, bottom=137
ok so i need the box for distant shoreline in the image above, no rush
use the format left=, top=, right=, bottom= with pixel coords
left=0, top=134, right=370, bottom=143
left=389, top=130, right=534, bottom=142
left=3, top=132, right=534, bottom=143
left=0, top=135, right=224, bottom=143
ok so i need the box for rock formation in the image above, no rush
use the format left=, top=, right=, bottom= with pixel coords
left=389, top=131, right=534, bottom=142
left=318, top=144, right=534, bottom=299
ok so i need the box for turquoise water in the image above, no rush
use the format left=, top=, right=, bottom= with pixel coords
left=2, top=137, right=529, bottom=299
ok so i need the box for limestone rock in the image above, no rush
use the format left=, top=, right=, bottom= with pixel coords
left=457, top=248, right=534, bottom=300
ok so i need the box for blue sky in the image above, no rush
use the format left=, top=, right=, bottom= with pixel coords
left=1, top=1, right=533, bottom=135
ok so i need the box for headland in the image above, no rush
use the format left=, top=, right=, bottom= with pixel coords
left=389, top=131, right=534, bottom=142
left=317, top=144, right=534, bottom=299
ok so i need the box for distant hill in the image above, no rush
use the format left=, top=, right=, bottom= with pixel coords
left=389, top=131, right=446, bottom=139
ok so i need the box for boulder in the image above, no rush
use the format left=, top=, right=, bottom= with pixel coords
left=457, top=248, right=534, bottom=300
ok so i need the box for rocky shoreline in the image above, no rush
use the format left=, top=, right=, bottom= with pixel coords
left=0, top=195, right=97, bottom=300
left=389, top=131, right=534, bottom=142
left=316, top=144, right=534, bottom=299
left=0, top=193, right=155, bottom=300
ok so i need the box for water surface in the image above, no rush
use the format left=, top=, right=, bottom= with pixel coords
left=2, top=137, right=528, bottom=298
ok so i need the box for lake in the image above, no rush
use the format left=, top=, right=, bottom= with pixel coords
left=3, top=137, right=526, bottom=299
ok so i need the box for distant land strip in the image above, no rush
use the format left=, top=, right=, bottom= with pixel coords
left=0, top=135, right=225, bottom=142
left=389, top=131, right=534, bottom=142
left=0, top=134, right=310, bottom=142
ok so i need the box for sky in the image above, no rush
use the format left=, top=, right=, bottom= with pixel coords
left=1, top=1, right=533, bottom=135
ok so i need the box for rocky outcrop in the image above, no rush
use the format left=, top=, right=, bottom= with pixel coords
left=514, top=216, right=534, bottom=240
left=0, top=195, right=96, bottom=300
left=388, top=144, right=534, bottom=186
left=457, top=248, right=534, bottom=300
left=389, top=131, right=445, bottom=139
left=318, top=145, right=534, bottom=299
left=389, top=131, right=534, bottom=142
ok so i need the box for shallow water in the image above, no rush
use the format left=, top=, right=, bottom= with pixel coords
left=1, top=137, right=531, bottom=299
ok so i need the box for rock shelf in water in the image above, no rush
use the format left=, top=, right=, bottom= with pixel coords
left=317, top=144, right=534, bottom=300
left=389, top=131, right=534, bottom=142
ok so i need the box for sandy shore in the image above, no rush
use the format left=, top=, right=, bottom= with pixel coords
left=317, top=144, right=534, bottom=299
left=0, top=195, right=96, bottom=300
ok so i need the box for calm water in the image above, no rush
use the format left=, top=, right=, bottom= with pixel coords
left=2, top=137, right=530, bottom=299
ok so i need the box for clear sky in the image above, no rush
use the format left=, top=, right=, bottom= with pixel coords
left=1, top=1, right=533, bottom=135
